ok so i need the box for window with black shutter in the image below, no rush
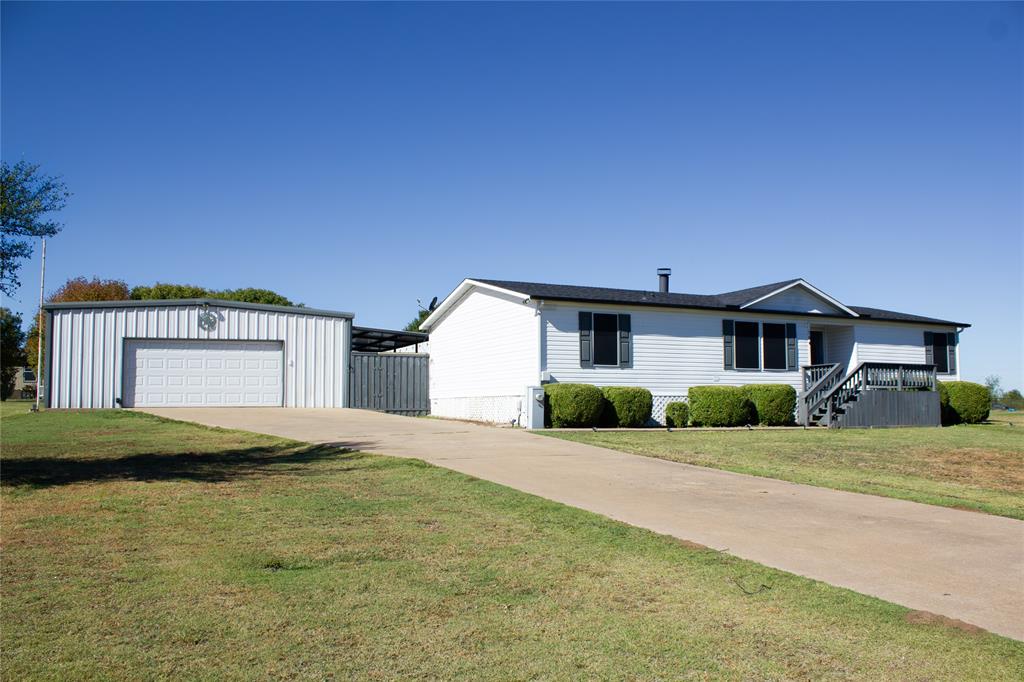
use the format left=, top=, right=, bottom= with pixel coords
left=928, top=332, right=952, bottom=374
left=579, top=312, right=632, bottom=367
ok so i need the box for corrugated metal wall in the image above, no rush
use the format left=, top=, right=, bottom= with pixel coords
left=46, top=303, right=351, bottom=409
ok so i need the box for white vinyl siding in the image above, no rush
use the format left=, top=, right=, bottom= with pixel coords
left=854, top=323, right=960, bottom=379
left=543, top=303, right=810, bottom=394
left=823, top=325, right=856, bottom=372
left=46, top=303, right=351, bottom=409
left=427, top=288, right=539, bottom=421
left=745, top=286, right=842, bottom=315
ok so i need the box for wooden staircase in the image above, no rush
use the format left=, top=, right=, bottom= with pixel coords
left=800, top=362, right=939, bottom=428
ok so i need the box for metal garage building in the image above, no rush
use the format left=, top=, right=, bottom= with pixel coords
left=43, top=299, right=354, bottom=409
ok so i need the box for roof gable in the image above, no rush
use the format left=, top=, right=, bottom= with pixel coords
left=731, top=280, right=856, bottom=317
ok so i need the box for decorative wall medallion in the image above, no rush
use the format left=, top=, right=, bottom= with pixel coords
left=198, top=310, right=218, bottom=331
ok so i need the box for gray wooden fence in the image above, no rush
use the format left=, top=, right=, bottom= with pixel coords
left=835, top=390, right=940, bottom=428
left=348, top=352, right=429, bottom=416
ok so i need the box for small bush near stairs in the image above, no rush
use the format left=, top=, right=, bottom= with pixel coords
left=939, top=381, right=990, bottom=425
left=742, top=384, right=797, bottom=426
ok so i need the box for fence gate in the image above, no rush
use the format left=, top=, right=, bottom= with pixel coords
left=348, top=352, right=429, bottom=415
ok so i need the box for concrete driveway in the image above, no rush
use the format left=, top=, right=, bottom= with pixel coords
left=141, top=407, right=1024, bottom=640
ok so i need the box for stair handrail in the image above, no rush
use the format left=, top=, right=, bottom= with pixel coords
left=824, top=364, right=868, bottom=426
left=802, top=363, right=837, bottom=392
left=800, top=363, right=844, bottom=426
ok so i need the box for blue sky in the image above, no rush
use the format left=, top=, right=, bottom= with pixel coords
left=2, top=2, right=1021, bottom=385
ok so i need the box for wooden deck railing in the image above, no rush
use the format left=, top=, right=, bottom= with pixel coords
left=799, top=363, right=844, bottom=426
left=801, top=362, right=938, bottom=427
left=802, top=364, right=838, bottom=392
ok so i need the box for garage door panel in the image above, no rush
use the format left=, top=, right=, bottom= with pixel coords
left=123, top=340, right=283, bottom=408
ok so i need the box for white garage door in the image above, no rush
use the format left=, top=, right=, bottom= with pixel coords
left=123, top=340, right=283, bottom=407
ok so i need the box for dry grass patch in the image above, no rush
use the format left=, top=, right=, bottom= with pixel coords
left=546, top=419, right=1024, bottom=518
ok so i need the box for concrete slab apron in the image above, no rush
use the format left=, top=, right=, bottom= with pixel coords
left=141, top=407, right=1024, bottom=640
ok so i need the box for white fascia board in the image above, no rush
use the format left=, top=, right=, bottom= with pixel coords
left=739, top=279, right=859, bottom=317
left=418, top=279, right=531, bottom=331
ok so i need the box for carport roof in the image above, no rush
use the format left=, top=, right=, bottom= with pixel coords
left=42, top=298, right=354, bottom=319
left=351, top=326, right=428, bottom=353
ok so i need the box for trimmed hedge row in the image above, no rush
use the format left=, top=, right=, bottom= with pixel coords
left=938, top=381, right=990, bottom=425
left=688, top=386, right=755, bottom=427
left=543, top=383, right=796, bottom=428
left=543, top=383, right=604, bottom=428
left=600, top=387, right=653, bottom=428
left=544, top=384, right=654, bottom=428
left=742, top=384, right=797, bottom=426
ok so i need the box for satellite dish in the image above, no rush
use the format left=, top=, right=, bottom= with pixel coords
left=428, top=296, right=438, bottom=311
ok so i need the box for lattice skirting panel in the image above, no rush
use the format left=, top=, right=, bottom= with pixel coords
left=651, top=395, right=688, bottom=425
left=430, top=396, right=524, bottom=425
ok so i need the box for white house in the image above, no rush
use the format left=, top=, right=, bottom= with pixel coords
left=419, top=271, right=968, bottom=426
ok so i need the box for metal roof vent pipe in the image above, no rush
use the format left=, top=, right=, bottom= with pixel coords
left=657, top=268, right=671, bottom=293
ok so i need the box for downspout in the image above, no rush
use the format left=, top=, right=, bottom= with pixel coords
left=536, top=300, right=546, bottom=382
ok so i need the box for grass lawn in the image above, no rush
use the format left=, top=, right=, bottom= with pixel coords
left=544, top=413, right=1024, bottom=520
left=2, top=403, right=1022, bottom=679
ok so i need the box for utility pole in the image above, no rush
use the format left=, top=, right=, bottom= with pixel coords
left=33, top=239, right=46, bottom=412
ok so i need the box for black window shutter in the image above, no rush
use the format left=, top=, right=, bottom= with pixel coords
left=946, top=332, right=957, bottom=373
left=723, top=320, right=734, bottom=370
left=923, top=332, right=934, bottom=366
left=785, top=323, right=797, bottom=370
left=579, top=312, right=593, bottom=367
left=618, top=314, right=631, bottom=367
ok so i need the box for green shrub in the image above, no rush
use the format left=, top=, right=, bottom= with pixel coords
left=544, top=383, right=604, bottom=428
left=687, top=386, right=754, bottom=427
left=664, top=401, right=689, bottom=428
left=599, top=387, right=653, bottom=427
left=742, top=384, right=797, bottom=426
left=937, top=381, right=952, bottom=424
left=939, top=381, right=990, bottom=425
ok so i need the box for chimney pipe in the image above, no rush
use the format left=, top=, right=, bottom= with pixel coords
left=657, top=268, right=671, bottom=293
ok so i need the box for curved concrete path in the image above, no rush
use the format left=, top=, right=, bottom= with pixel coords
left=141, top=407, right=1024, bottom=640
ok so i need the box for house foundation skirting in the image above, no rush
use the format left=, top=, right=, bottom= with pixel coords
left=430, top=396, right=524, bottom=425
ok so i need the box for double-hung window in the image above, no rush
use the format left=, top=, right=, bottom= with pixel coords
left=762, top=323, right=787, bottom=370
left=734, top=321, right=760, bottom=369
left=925, top=331, right=957, bottom=375
left=723, top=319, right=797, bottom=371
left=579, top=312, right=632, bottom=368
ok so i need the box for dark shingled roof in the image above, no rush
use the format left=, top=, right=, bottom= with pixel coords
left=473, top=278, right=968, bottom=327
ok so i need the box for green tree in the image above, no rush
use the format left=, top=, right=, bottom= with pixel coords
left=1001, top=389, right=1024, bottom=409
left=130, top=283, right=294, bottom=306
left=218, top=288, right=293, bottom=306
left=25, top=277, right=131, bottom=373
left=129, top=283, right=209, bottom=300
left=1, top=307, right=27, bottom=400
left=1, top=161, right=70, bottom=295
left=404, top=308, right=431, bottom=332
